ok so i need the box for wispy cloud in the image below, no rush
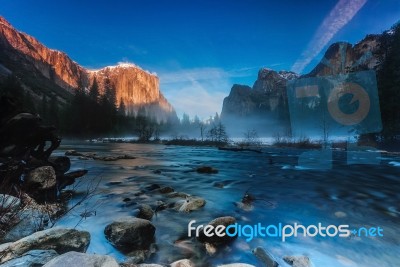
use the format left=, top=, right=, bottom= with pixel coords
left=158, top=67, right=255, bottom=84
left=159, top=67, right=255, bottom=119
left=291, top=0, right=367, bottom=73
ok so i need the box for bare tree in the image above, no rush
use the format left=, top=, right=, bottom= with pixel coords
left=207, top=122, right=228, bottom=143
left=320, top=110, right=330, bottom=148
left=240, top=129, right=262, bottom=148
left=197, top=122, right=207, bottom=141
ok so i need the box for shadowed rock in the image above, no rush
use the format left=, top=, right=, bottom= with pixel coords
left=104, top=217, right=155, bottom=253
left=196, top=166, right=218, bottom=174
left=43, top=251, right=119, bottom=267
left=197, top=216, right=236, bottom=246
left=0, top=249, right=59, bottom=267
left=136, top=204, right=154, bottom=221
left=0, top=227, right=90, bottom=264
left=25, top=166, right=56, bottom=191
left=252, top=247, right=278, bottom=267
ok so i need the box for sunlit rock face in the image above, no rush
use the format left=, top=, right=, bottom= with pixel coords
left=0, top=16, right=87, bottom=91
left=89, top=64, right=175, bottom=121
left=307, top=35, right=383, bottom=77
left=0, top=16, right=176, bottom=122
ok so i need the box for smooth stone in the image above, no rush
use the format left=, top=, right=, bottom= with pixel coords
left=283, top=255, right=311, bottom=267
left=170, top=259, right=196, bottom=267
left=0, top=227, right=90, bottom=263
left=334, top=211, right=347, bottom=218
left=104, top=217, right=155, bottom=253
left=217, top=264, right=256, bottom=267
left=158, top=186, right=174, bottom=194
left=252, top=247, right=278, bottom=267
left=197, top=216, right=236, bottom=246
left=25, top=166, right=56, bottom=190
left=43, top=251, right=119, bottom=267
left=136, top=204, right=154, bottom=220
left=176, top=197, right=206, bottom=212
left=196, top=166, right=218, bottom=174
left=0, top=249, right=59, bottom=267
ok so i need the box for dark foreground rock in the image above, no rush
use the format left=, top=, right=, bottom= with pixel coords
left=0, top=249, right=59, bottom=267
left=48, top=156, right=71, bottom=174
left=197, top=216, right=236, bottom=246
left=25, top=166, right=56, bottom=191
left=104, top=217, right=155, bottom=253
left=196, top=166, right=218, bottom=174
left=43, top=251, right=119, bottom=267
left=0, top=227, right=90, bottom=263
left=136, top=204, right=154, bottom=220
left=252, top=247, right=278, bottom=267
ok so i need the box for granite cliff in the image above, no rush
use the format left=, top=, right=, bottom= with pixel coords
left=0, top=16, right=176, bottom=122
left=221, top=30, right=391, bottom=135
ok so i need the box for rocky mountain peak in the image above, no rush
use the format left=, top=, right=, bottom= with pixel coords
left=0, top=16, right=176, bottom=122
left=0, top=16, right=12, bottom=27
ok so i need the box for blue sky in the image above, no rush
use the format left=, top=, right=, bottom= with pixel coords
left=1, top=0, right=399, bottom=119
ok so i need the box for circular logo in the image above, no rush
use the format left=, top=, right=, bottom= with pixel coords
left=327, top=82, right=370, bottom=126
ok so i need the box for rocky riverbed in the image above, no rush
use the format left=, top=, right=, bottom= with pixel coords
left=1, top=140, right=400, bottom=266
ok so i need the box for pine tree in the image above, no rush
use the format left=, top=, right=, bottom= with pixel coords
left=89, top=77, right=99, bottom=102
left=118, top=98, right=126, bottom=116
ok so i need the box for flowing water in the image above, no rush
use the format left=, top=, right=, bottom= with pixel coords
left=54, top=141, right=400, bottom=267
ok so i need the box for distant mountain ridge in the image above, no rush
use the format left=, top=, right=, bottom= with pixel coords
left=221, top=27, right=395, bottom=135
left=0, top=16, right=176, bottom=122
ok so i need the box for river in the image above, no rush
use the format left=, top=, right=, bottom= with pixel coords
left=53, top=141, right=400, bottom=267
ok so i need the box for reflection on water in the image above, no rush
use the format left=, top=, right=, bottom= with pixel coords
left=55, top=141, right=400, bottom=267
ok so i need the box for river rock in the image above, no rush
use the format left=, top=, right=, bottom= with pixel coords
left=25, top=166, right=56, bottom=190
left=121, top=264, right=164, bottom=267
left=166, top=192, right=190, bottom=198
left=58, top=169, right=88, bottom=190
left=65, top=150, right=81, bottom=156
left=0, top=194, right=20, bottom=211
left=196, top=166, right=218, bottom=174
left=197, top=216, right=236, bottom=246
left=137, top=204, right=154, bottom=220
left=48, top=156, right=71, bottom=174
left=123, top=248, right=155, bottom=264
left=0, top=227, right=90, bottom=263
left=252, top=247, right=278, bottom=267
left=283, top=255, right=311, bottom=267
left=0, top=249, right=59, bottom=267
left=158, top=186, right=175, bottom=194
left=170, top=259, right=196, bottom=267
left=217, top=264, right=256, bottom=267
left=176, top=197, right=206, bottom=212
left=93, top=154, right=135, bottom=161
left=43, top=251, right=119, bottom=267
left=104, top=217, right=155, bottom=252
